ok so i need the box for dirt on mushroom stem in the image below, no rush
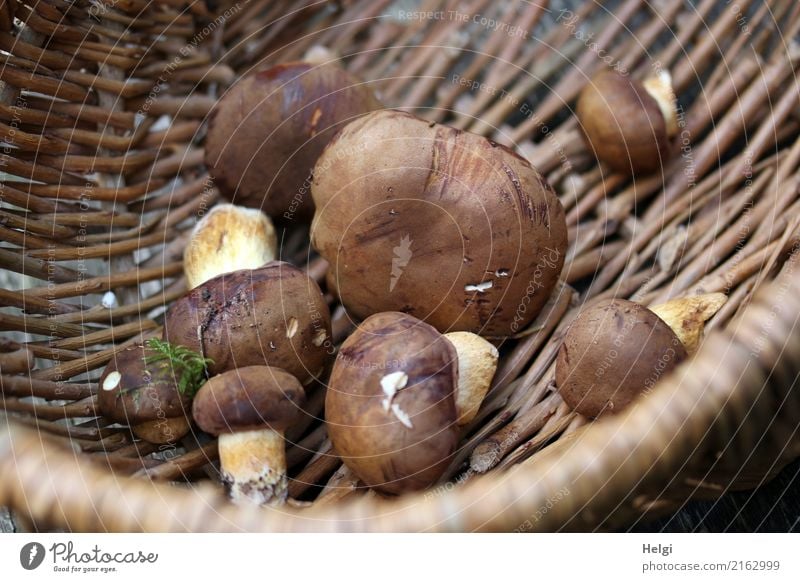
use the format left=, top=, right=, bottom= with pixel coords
left=192, top=366, right=306, bottom=507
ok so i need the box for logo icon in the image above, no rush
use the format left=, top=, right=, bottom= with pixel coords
left=20, top=542, right=46, bottom=570
left=389, top=234, right=413, bottom=292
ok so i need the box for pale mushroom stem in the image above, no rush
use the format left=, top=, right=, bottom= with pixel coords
left=642, top=71, right=678, bottom=138
left=218, top=428, right=288, bottom=506
left=184, top=204, right=277, bottom=289
left=444, top=332, right=500, bottom=426
left=650, top=292, right=728, bottom=355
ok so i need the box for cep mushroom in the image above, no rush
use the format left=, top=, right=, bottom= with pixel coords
left=325, top=311, right=498, bottom=494
left=98, top=339, right=211, bottom=443
left=163, top=260, right=332, bottom=385
left=576, top=69, right=678, bottom=175
left=184, top=204, right=277, bottom=289
left=311, top=109, right=567, bottom=337
left=193, top=366, right=306, bottom=506
left=205, top=62, right=381, bottom=219
left=556, top=293, right=726, bottom=417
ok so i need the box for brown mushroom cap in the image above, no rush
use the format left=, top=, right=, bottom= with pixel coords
left=555, top=299, right=687, bottom=418
left=205, top=62, right=381, bottom=219
left=311, top=109, right=567, bottom=337
left=193, top=366, right=306, bottom=435
left=576, top=70, right=671, bottom=175
left=326, top=311, right=459, bottom=494
left=98, top=343, right=191, bottom=425
left=163, top=261, right=331, bottom=384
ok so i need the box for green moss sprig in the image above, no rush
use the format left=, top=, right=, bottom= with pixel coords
left=144, top=338, right=214, bottom=397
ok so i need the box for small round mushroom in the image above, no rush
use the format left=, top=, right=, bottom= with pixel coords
left=205, top=62, right=381, bottom=219
left=184, top=204, right=277, bottom=289
left=326, top=312, right=498, bottom=494
left=555, top=293, right=726, bottom=418
left=163, top=260, right=331, bottom=385
left=193, top=365, right=306, bottom=506
left=98, top=340, right=210, bottom=444
left=311, top=109, right=567, bottom=336
left=576, top=70, right=678, bottom=175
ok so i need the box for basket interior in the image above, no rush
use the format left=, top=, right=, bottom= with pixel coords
left=1, top=0, right=799, bottom=529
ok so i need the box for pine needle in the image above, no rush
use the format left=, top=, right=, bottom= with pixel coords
left=144, top=338, right=214, bottom=397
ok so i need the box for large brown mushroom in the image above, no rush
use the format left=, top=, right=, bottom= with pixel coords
left=326, top=311, right=498, bottom=494
left=193, top=366, right=306, bottom=506
left=99, top=340, right=210, bottom=444
left=556, top=294, right=726, bottom=417
left=205, top=62, right=381, bottom=219
left=311, top=109, right=567, bottom=337
left=163, top=260, right=332, bottom=385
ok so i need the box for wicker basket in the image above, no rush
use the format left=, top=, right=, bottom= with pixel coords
left=1, top=0, right=799, bottom=532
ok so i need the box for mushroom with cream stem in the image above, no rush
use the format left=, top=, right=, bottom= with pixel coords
left=311, top=109, right=567, bottom=337
left=576, top=69, right=678, bottom=175
left=163, top=260, right=332, bottom=385
left=205, top=61, right=381, bottom=219
left=325, top=311, right=498, bottom=494
left=98, top=339, right=211, bottom=443
left=184, top=203, right=277, bottom=289
left=556, top=293, right=726, bottom=418
left=192, top=365, right=306, bottom=506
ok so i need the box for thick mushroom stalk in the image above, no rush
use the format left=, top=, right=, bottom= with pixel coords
left=218, top=428, right=288, bottom=506
left=192, top=366, right=306, bottom=507
left=184, top=204, right=277, bottom=289
left=650, top=292, right=727, bottom=355
left=444, top=332, right=499, bottom=426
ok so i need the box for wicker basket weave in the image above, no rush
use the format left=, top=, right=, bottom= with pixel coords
left=0, top=0, right=799, bottom=532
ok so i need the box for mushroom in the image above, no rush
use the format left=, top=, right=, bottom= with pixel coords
left=325, top=311, right=498, bottom=494
left=193, top=366, right=306, bottom=506
left=556, top=293, right=726, bottom=417
left=311, top=109, right=567, bottom=337
left=205, top=62, right=381, bottom=219
left=98, top=339, right=211, bottom=444
left=576, top=69, right=678, bottom=175
left=184, top=204, right=277, bottom=289
left=163, top=260, right=332, bottom=385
